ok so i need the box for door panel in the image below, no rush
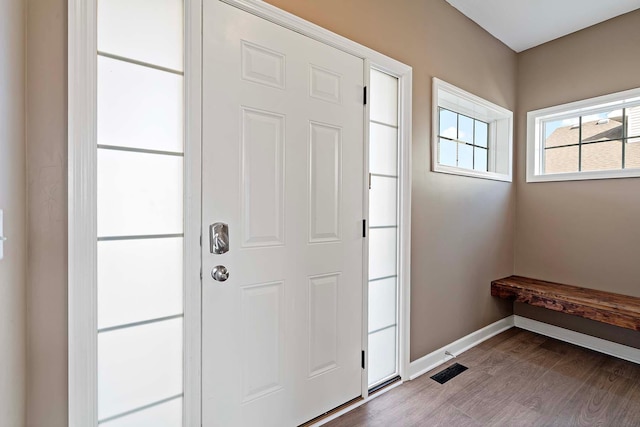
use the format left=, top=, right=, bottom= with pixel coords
left=201, top=1, right=365, bottom=426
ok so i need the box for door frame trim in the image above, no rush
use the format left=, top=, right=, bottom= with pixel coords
left=68, top=0, right=411, bottom=424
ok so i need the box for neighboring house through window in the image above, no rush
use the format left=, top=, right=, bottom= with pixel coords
left=527, top=87, right=640, bottom=182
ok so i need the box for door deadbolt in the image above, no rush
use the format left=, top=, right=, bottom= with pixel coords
left=210, top=222, right=229, bottom=254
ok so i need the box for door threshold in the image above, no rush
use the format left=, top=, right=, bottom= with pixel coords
left=301, top=377, right=404, bottom=427
left=368, top=375, right=401, bottom=395
left=299, top=397, right=363, bottom=427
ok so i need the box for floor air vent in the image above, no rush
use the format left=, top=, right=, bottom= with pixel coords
left=430, top=363, right=468, bottom=384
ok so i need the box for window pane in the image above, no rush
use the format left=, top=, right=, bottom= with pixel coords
left=544, top=119, right=578, bottom=148
left=369, top=176, right=397, bottom=227
left=458, top=143, right=473, bottom=170
left=581, top=111, right=623, bottom=144
left=474, top=120, right=488, bottom=148
left=370, top=70, right=398, bottom=126
left=100, top=398, right=182, bottom=427
left=625, top=106, right=640, bottom=138
left=98, top=0, right=184, bottom=71
left=474, top=147, right=488, bottom=172
left=582, top=140, right=622, bottom=171
left=439, top=138, right=457, bottom=167
left=98, top=56, right=184, bottom=153
left=626, top=140, right=640, bottom=169
left=368, top=326, right=396, bottom=386
left=369, top=228, right=396, bottom=280
left=368, top=277, right=396, bottom=333
left=458, top=115, right=473, bottom=144
left=369, top=123, right=397, bottom=176
left=98, top=318, right=183, bottom=421
left=544, top=146, right=579, bottom=174
left=97, top=149, right=183, bottom=237
left=98, top=238, right=183, bottom=329
left=439, top=108, right=457, bottom=139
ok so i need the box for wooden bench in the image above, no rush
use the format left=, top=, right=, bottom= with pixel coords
left=491, top=275, right=640, bottom=331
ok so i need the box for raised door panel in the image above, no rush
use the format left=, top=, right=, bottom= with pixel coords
left=308, top=122, right=342, bottom=243
left=308, top=273, right=339, bottom=377
left=240, top=281, right=285, bottom=403
left=241, top=108, right=285, bottom=247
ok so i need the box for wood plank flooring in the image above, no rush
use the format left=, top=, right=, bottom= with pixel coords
left=325, top=328, right=640, bottom=427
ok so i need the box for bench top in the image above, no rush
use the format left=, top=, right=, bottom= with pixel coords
left=491, top=275, right=640, bottom=331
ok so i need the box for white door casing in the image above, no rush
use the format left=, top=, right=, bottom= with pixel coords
left=201, top=1, right=365, bottom=425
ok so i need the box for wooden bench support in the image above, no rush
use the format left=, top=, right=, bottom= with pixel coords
left=491, top=276, right=640, bottom=331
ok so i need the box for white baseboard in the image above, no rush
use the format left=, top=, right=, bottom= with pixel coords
left=409, top=316, right=515, bottom=380
left=514, top=315, right=640, bottom=365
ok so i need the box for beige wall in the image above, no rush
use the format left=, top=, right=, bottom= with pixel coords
left=0, top=0, right=27, bottom=425
left=26, top=0, right=68, bottom=424
left=27, top=2, right=516, bottom=423
left=24, top=0, right=640, bottom=424
left=265, top=0, right=517, bottom=360
left=515, top=10, right=640, bottom=297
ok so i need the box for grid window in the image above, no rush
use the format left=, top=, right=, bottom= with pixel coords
left=527, top=87, right=640, bottom=182
left=432, top=78, right=513, bottom=182
left=543, top=107, right=640, bottom=174
left=438, top=108, right=489, bottom=172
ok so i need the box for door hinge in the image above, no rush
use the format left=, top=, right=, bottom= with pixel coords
left=369, top=173, right=372, bottom=190
left=361, top=350, right=365, bottom=369
left=199, top=234, right=202, bottom=247
left=362, top=219, right=367, bottom=238
left=363, top=86, right=367, bottom=105
left=200, top=268, right=203, bottom=281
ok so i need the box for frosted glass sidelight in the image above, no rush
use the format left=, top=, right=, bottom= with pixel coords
left=369, top=123, right=398, bottom=176
left=98, top=56, right=184, bottom=153
left=98, top=0, right=184, bottom=71
left=98, top=318, right=183, bottom=421
left=367, top=326, right=396, bottom=386
left=368, top=228, right=396, bottom=280
left=369, top=176, right=397, bottom=227
left=370, top=70, right=398, bottom=126
left=368, top=278, right=396, bottom=333
left=98, top=237, right=183, bottom=329
left=100, top=398, right=182, bottom=427
left=97, top=149, right=183, bottom=237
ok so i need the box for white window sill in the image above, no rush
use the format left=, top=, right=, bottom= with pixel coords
left=433, top=164, right=512, bottom=182
left=527, top=168, right=640, bottom=183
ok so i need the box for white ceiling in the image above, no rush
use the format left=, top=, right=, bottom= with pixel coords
left=445, top=0, right=640, bottom=52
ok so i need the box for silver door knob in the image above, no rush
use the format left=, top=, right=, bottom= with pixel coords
left=211, top=265, right=229, bottom=282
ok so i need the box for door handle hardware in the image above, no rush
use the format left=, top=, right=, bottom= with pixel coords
left=211, top=265, right=229, bottom=282
left=209, top=222, right=229, bottom=254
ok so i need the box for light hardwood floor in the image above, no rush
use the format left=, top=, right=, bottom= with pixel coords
left=326, top=328, right=640, bottom=426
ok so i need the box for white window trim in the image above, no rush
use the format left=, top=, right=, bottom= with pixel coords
left=526, top=86, right=640, bottom=183
left=431, top=78, right=513, bottom=182
left=69, top=0, right=412, bottom=425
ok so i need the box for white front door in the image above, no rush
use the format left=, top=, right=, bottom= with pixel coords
left=201, top=1, right=365, bottom=426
